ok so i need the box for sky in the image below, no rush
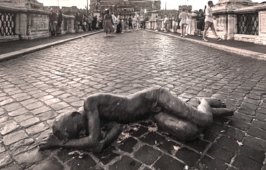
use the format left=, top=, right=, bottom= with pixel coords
left=38, top=0, right=265, bottom=11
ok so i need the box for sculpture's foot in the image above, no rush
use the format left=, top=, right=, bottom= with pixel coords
left=211, top=108, right=234, bottom=117
left=197, top=98, right=226, bottom=108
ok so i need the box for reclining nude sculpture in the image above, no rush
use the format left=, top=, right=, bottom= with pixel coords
left=39, top=87, right=234, bottom=152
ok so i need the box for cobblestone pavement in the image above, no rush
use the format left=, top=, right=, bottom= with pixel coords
left=0, top=31, right=266, bottom=170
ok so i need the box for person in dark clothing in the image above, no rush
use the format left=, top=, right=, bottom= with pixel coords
left=196, top=9, right=205, bottom=36
left=128, top=15, right=133, bottom=30
left=50, top=8, right=58, bottom=36
left=57, top=10, right=63, bottom=35
left=116, top=14, right=122, bottom=33
left=92, top=16, right=97, bottom=30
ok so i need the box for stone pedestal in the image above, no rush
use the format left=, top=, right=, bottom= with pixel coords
left=0, top=0, right=50, bottom=41
left=255, top=11, right=266, bottom=45
left=208, top=0, right=253, bottom=40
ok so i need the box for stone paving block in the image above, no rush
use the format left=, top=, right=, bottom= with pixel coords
left=20, top=117, right=40, bottom=128
left=228, top=119, right=250, bottom=131
left=202, top=130, right=219, bottom=142
left=129, top=126, right=148, bottom=137
left=50, top=102, right=70, bottom=111
left=153, top=154, right=184, bottom=170
left=207, top=144, right=235, bottom=163
left=93, top=146, right=119, bottom=165
left=9, top=138, right=35, bottom=156
left=199, top=155, right=228, bottom=170
left=16, top=95, right=31, bottom=102
left=0, top=144, right=5, bottom=153
left=3, top=130, right=28, bottom=145
left=0, top=164, right=21, bottom=170
left=232, top=154, right=263, bottom=170
left=0, top=116, right=8, bottom=123
left=247, top=126, right=266, bottom=140
left=21, top=99, right=38, bottom=107
left=8, top=108, right=28, bottom=117
left=134, top=145, right=162, bottom=165
left=157, top=140, right=180, bottom=155
left=140, top=132, right=165, bottom=146
left=239, top=145, right=265, bottom=163
left=3, top=103, right=23, bottom=112
left=14, top=148, right=51, bottom=169
left=184, top=138, right=210, bottom=153
left=25, top=123, right=48, bottom=136
left=38, top=111, right=58, bottom=121
left=14, top=113, right=33, bottom=122
left=216, top=136, right=239, bottom=152
left=0, top=152, right=12, bottom=168
left=0, top=108, right=5, bottom=116
left=223, top=126, right=245, bottom=141
left=44, top=98, right=61, bottom=105
left=57, top=149, right=74, bottom=163
left=29, top=157, right=64, bottom=170
left=243, top=136, right=266, bottom=151
left=0, top=98, right=15, bottom=106
left=118, top=137, right=138, bottom=153
left=0, top=120, right=20, bottom=135
left=31, top=106, right=51, bottom=115
left=109, top=156, right=141, bottom=170
left=251, top=119, right=266, bottom=131
left=25, top=102, right=44, bottom=110
left=67, top=155, right=96, bottom=170
left=175, top=147, right=201, bottom=167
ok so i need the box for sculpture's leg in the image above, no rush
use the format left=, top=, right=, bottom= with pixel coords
left=157, top=88, right=213, bottom=127
left=153, top=111, right=203, bottom=141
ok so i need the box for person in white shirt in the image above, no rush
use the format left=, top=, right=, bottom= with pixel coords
left=132, top=16, right=137, bottom=30
left=185, top=10, right=193, bottom=36
left=163, top=15, right=168, bottom=32
left=202, top=1, right=222, bottom=42
left=111, top=13, right=117, bottom=33
left=135, top=12, right=140, bottom=30
left=179, top=8, right=188, bottom=37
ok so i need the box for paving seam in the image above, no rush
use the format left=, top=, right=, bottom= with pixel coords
left=145, top=29, right=266, bottom=61
left=0, top=31, right=103, bottom=62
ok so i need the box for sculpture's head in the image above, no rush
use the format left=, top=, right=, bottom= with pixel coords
left=52, top=111, right=87, bottom=141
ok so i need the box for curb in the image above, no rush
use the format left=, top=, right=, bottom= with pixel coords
left=145, top=30, right=266, bottom=61
left=0, top=31, right=103, bottom=62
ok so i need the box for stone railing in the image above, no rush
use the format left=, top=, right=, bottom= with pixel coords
left=0, top=4, right=76, bottom=42
left=211, top=3, right=266, bottom=45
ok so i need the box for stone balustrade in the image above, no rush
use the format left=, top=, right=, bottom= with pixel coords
left=0, top=2, right=76, bottom=42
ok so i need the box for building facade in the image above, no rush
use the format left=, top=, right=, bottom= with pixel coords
left=90, top=0, right=161, bottom=16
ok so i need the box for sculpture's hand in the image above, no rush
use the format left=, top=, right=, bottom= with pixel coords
left=39, top=134, right=62, bottom=150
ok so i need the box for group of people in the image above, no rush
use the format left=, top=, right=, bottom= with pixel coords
left=103, top=10, right=147, bottom=36
left=155, top=1, right=221, bottom=42
left=74, top=12, right=103, bottom=33
left=179, top=1, right=222, bottom=41
left=49, top=8, right=63, bottom=36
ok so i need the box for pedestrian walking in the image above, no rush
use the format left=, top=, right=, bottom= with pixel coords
left=196, top=9, right=205, bottom=36
left=185, top=10, right=193, bottom=35
left=111, top=13, right=117, bottom=33
left=82, top=15, right=88, bottom=32
left=155, top=16, right=160, bottom=31
left=173, top=12, right=179, bottom=32
left=135, top=12, right=140, bottom=30
left=103, top=9, right=114, bottom=36
left=179, top=8, right=188, bottom=37
left=116, top=14, right=122, bottom=33
left=88, top=15, right=93, bottom=31
left=50, top=8, right=58, bottom=36
left=92, top=15, right=97, bottom=30
left=98, top=15, right=103, bottom=30
left=132, top=15, right=137, bottom=30
left=202, top=1, right=222, bottom=42
left=128, top=15, right=133, bottom=30
left=163, top=15, right=169, bottom=32
left=57, top=10, right=63, bottom=35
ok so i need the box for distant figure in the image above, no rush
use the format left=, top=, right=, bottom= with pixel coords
left=186, top=9, right=193, bottom=36
left=179, top=8, right=188, bottom=37
left=103, top=10, right=114, bottom=36
left=163, top=15, right=169, bottom=32
left=116, top=14, right=122, bottom=33
left=128, top=15, right=133, bottom=30
left=57, top=10, right=63, bottom=35
left=202, top=1, right=222, bottom=42
left=196, top=9, right=205, bottom=36
left=111, top=13, right=117, bottom=32
left=50, top=8, right=58, bottom=36
left=155, top=16, right=160, bottom=31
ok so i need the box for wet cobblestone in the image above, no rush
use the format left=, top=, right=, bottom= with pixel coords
left=0, top=31, right=266, bottom=169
